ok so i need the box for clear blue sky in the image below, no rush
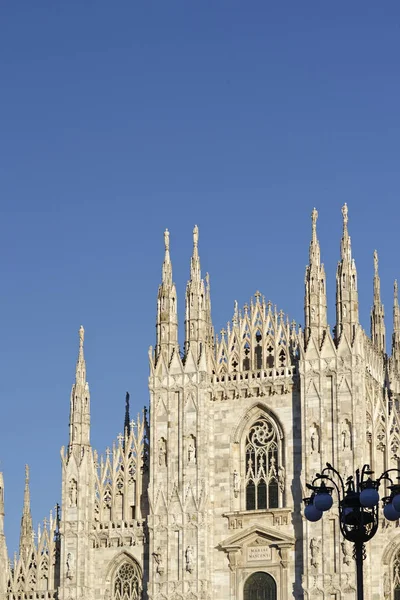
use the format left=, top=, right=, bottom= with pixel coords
left=1, top=2, right=399, bottom=554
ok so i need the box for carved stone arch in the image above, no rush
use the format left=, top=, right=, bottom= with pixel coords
left=382, top=535, right=400, bottom=566
left=232, top=404, right=285, bottom=512
left=382, top=537, right=400, bottom=599
left=104, top=551, right=142, bottom=600
left=232, top=402, right=285, bottom=445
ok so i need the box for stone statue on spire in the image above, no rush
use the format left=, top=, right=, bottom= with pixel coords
left=311, top=207, right=318, bottom=233
left=193, top=224, right=199, bottom=248
left=342, top=203, right=348, bottom=227
left=79, top=325, right=84, bottom=348
left=164, top=228, right=170, bottom=252
left=374, top=249, right=379, bottom=275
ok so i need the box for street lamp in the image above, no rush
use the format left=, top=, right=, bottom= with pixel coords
left=303, top=463, right=400, bottom=600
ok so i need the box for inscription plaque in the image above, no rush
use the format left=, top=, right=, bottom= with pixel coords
left=247, top=546, right=272, bottom=561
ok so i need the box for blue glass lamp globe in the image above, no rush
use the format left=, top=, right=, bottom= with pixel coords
left=314, top=492, right=333, bottom=512
left=304, top=504, right=323, bottom=522
left=384, top=502, right=400, bottom=522
left=359, top=488, right=379, bottom=508
left=392, top=494, right=400, bottom=513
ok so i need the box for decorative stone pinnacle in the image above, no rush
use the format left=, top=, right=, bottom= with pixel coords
left=395, top=280, right=398, bottom=302
left=25, top=464, right=29, bottom=483
left=254, top=291, right=261, bottom=301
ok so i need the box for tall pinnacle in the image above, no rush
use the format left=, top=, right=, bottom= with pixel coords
left=309, top=207, right=320, bottom=265
left=156, top=228, right=178, bottom=364
left=335, top=203, right=359, bottom=344
left=69, top=326, right=91, bottom=450
left=304, top=207, right=327, bottom=347
left=19, top=465, right=33, bottom=555
left=371, top=250, right=386, bottom=353
left=340, top=203, right=351, bottom=261
left=392, top=280, right=400, bottom=371
left=185, top=225, right=214, bottom=364
left=124, top=392, right=131, bottom=437
left=190, top=225, right=201, bottom=281
left=162, top=229, right=172, bottom=286
left=76, top=325, right=86, bottom=386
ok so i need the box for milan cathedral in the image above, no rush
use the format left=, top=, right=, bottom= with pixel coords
left=1, top=205, right=400, bottom=599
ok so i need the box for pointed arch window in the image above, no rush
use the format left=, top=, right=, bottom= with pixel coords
left=245, top=417, right=280, bottom=510
left=244, top=572, right=276, bottom=600
left=112, top=560, right=142, bottom=600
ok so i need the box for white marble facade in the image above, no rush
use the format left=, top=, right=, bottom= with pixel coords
left=1, top=206, right=400, bottom=600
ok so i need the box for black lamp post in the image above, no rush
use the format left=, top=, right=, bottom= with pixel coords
left=303, top=463, right=400, bottom=600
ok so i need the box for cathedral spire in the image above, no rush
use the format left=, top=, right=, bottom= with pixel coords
left=124, top=392, right=131, bottom=437
left=304, top=208, right=327, bottom=347
left=185, top=226, right=213, bottom=364
left=69, top=326, right=91, bottom=452
left=155, top=229, right=178, bottom=364
left=335, top=203, right=359, bottom=345
left=19, top=465, right=33, bottom=556
left=371, top=250, right=386, bottom=353
left=392, top=280, right=400, bottom=372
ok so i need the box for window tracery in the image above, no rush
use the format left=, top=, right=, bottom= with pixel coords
left=245, top=417, right=280, bottom=510
left=112, top=561, right=142, bottom=600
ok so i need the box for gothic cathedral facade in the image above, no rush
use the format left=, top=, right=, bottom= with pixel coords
left=1, top=205, right=400, bottom=600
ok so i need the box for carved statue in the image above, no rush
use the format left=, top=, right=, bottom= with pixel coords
left=374, top=249, right=379, bottom=275
left=158, top=438, right=167, bottom=467
left=342, top=420, right=352, bottom=451
left=233, top=470, right=240, bottom=497
left=310, top=424, right=320, bottom=454
left=342, top=202, right=348, bottom=226
left=278, top=466, right=285, bottom=493
left=69, top=479, right=77, bottom=507
left=193, top=225, right=199, bottom=247
left=185, top=545, right=194, bottom=573
left=188, top=440, right=196, bottom=464
left=164, top=228, right=170, bottom=252
left=152, top=547, right=164, bottom=575
left=66, top=552, right=74, bottom=579
left=341, top=541, right=351, bottom=566
left=310, top=538, right=320, bottom=569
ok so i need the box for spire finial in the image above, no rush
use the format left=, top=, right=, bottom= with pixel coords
left=342, top=203, right=348, bottom=228
left=193, top=225, right=199, bottom=248
left=311, top=207, right=318, bottom=237
left=79, top=325, right=84, bottom=349
left=75, top=325, right=86, bottom=385
left=374, top=249, right=379, bottom=276
left=164, top=228, right=170, bottom=252
left=19, top=464, right=33, bottom=554
left=395, top=280, right=398, bottom=303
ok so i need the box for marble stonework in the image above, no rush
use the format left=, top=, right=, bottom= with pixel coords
left=1, top=206, right=400, bottom=600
